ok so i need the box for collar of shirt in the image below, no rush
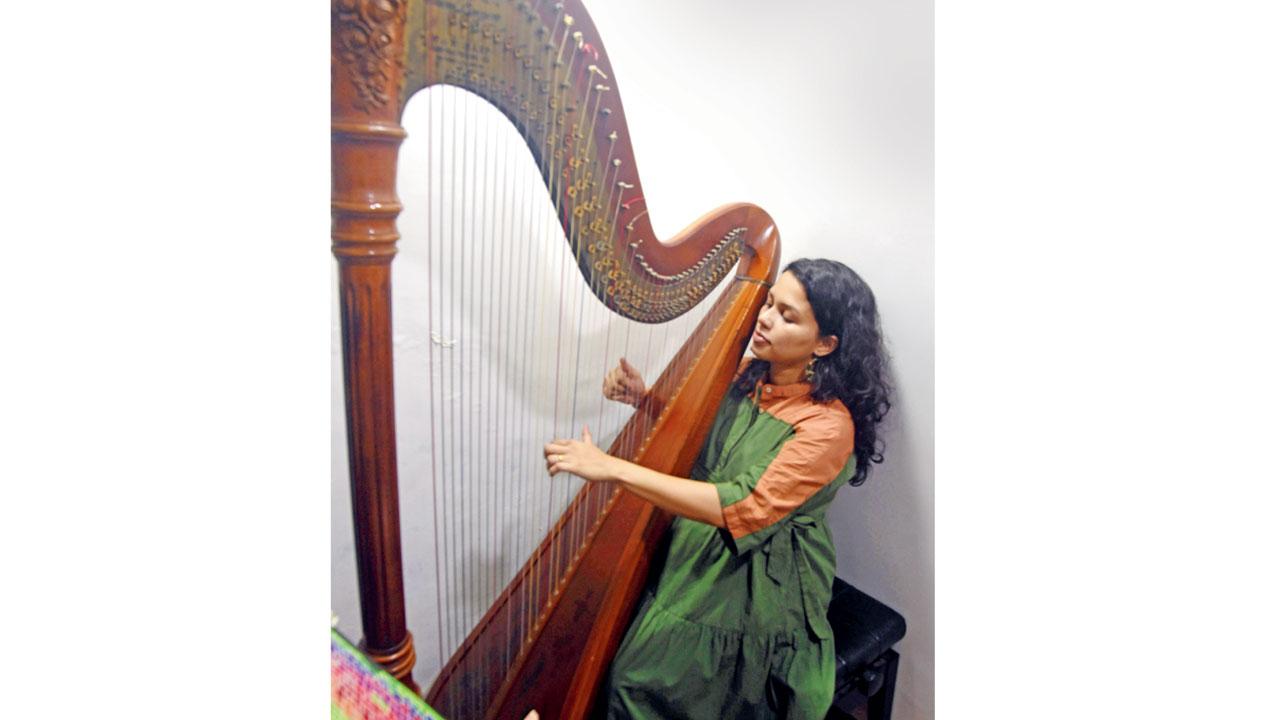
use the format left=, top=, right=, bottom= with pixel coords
left=754, top=378, right=813, bottom=400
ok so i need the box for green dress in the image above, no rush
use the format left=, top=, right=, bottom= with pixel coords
left=604, top=373, right=857, bottom=719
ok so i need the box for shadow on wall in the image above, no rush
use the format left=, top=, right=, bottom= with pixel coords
left=828, top=360, right=934, bottom=720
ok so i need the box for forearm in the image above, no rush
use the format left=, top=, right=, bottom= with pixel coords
left=609, top=459, right=726, bottom=528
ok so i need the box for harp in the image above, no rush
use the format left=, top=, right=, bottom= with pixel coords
left=332, top=1, right=781, bottom=717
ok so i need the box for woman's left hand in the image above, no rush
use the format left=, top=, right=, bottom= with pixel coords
left=545, top=426, right=618, bottom=483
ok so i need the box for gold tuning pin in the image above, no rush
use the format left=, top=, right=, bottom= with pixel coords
left=588, top=64, right=610, bottom=80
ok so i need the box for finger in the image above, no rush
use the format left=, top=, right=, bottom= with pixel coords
left=620, top=357, right=639, bottom=378
left=582, top=424, right=593, bottom=445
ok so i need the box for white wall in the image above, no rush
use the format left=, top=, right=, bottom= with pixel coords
left=333, top=0, right=933, bottom=716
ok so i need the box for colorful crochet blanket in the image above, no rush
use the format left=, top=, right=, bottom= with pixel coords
left=331, top=630, right=444, bottom=720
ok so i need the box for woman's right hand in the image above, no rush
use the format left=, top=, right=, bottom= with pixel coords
left=603, top=357, right=646, bottom=408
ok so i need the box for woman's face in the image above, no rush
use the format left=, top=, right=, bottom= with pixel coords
left=749, top=271, right=836, bottom=373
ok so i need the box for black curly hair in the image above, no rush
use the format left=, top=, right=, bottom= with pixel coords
left=733, top=258, right=892, bottom=486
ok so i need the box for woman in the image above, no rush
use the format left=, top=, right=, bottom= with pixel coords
left=544, top=258, right=892, bottom=719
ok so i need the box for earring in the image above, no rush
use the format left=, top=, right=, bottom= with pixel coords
left=804, top=356, right=817, bottom=382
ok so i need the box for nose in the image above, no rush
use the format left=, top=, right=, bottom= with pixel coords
left=757, top=307, right=776, bottom=329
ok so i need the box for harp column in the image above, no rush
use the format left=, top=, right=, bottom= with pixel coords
left=331, top=0, right=418, bottom=693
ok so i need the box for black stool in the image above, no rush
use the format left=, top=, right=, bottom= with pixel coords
left=826, top=577, right=907, bottom=720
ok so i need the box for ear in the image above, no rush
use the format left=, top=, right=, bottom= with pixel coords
left=814, top=335, right=838, bottom=358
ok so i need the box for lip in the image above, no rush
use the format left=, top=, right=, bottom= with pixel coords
left=751, top=330, right=769, bottom=345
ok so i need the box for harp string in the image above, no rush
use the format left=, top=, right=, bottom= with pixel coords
left=563, top=0, right=607, bottom=558
left=514, top=145, right=530, bottom=655
left=433, top=86, right=445, bottom=661
left=492, top=98, right=507, bottom=630
left=463, top=86, right=475, bottom=675
left=442, top=83, right=454, bottom=678
left=464, top=81, right=476, bottom=670
left=581, top=38, right=608, bottom=598
left=443, top=85, right=457, bottom=661
left=529, top=17, right=555, bottom=646
left=467, top=88, right=481, bottom=673
left=426, top=83, right=446, bottom=673
left=545, top=0, right=565, bottom=572
left=479, top=93, right=496, bottom=712
left=526, top=9, right=545, bottom=654
left=522, top=92, right=541, bottom=655
left=496, top=85, right=513, bottom=677
left=563, top=14, right=583, bottom=568
left=445, top=76, right=459, bottom=714
left=442, top=84, right=456, bottom=660
left=479, top=99, right=493, bottom=703
left=586, top=63, right=616, bottom=543
left=548, top=2, right=573, bottom=609
left=454, top=84, right=466, bottom=660
left=518, top=1, right=537, bottom=655
left=486, top=108, right=505, bottom=673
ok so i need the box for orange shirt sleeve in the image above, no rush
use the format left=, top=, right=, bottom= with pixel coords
left=720, top=406, right=855, bottom=540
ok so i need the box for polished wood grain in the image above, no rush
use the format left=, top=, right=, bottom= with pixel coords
left=332, top=0, right=420, bottom=693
